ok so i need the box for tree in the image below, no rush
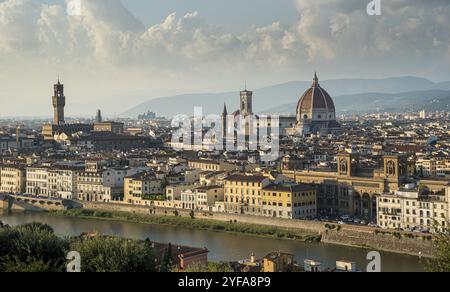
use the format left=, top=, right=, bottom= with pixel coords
left=189, top=210, right=195, bottom=219
left=70, top=236, right=156, bottom=272
left=426, top=226, right=450, bottom=272
left=160, top=243, right=174, bottom=272
left=0, top=222, right=69, bottom=272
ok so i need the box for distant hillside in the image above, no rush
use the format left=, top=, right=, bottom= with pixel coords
left=123, top=76, right=449, bottom=117
left=263, top=90, right=450, bottom=115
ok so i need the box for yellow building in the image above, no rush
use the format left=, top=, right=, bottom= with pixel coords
left=224, top=174, right=270, bottom=215
left=262, top=252, right=295, bottom=272
left=124, top=172, right=164, bottom=205
left=262, top=184, right=316, bottom=219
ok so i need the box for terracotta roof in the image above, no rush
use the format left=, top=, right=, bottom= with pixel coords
left=224, top=174, right=267, bottom=183
left=296, top=73, right=335, bottom=114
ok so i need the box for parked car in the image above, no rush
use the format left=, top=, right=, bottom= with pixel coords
left=338, top=221, right=346, bottom=225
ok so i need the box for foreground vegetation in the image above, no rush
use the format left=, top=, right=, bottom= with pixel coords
left=0, top=221, right=156, bottom=272
left=52, top=208, right=322, bottom=242
left=181, top=262, right=234, bottom=272
left=426, top=226, right=450, bottom=272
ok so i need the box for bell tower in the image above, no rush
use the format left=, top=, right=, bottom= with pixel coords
left=221, top=103, right=228, bottom=149
left=337, top=153, right=359, bottom=177
left=52, top=79, right=66, bottom=125
left=384, top=154, right=407, bottom=181
left=240, top=88, right=253, bottom=116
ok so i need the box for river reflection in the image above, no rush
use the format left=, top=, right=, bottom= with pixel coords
left=0, top=211, right=425, bottom=272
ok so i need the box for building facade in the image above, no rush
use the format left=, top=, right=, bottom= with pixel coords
left=262, top=184, right=317, bottom=219
left=224, top=175, right=270, bottom=215
left=26, top=167, right=49, bottom=196
left=0, top=165, right=26, bottom=194
left=377, top=187, right=450, bottom=232
left=93, top=122, right=124, bottom=134
left=47, top=167, right=80, bottom=199
left=124, top=172, right=164, bottom=205
left=283, top=153, right=409, bottom=220
left=194, top=186, right=224, bottom=211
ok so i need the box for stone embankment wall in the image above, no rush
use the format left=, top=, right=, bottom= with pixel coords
left=323, top=229, right=434, bottom=257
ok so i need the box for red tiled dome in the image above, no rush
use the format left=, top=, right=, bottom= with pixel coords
left=297, top=73, right=335, bottom=115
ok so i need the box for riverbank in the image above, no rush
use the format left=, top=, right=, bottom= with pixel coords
left=2, top=194, right=435, bottom=258
left=50, top=209, right=322, bottom=243
left=1, top=211, right=427, bottom=271
left=48, top=208, right=434, bottom=258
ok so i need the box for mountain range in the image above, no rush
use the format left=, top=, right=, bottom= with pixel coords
left=123, top=77, right=450, bottom=117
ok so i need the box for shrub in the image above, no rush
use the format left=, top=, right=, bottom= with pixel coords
left=0, top=223, right=69, bottom=272
left=70, top=236, right=156, bottom=272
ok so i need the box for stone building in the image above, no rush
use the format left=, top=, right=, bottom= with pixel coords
left=283, top=153, right=409, bottom=220
left=93, top=121, right=124, bottom=135
left=52, top=79, right=65, bottom=125
left=42, top=80, right=93, bottom=140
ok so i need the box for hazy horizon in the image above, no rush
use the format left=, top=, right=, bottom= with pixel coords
left=1, top=0, right=450, bottom=117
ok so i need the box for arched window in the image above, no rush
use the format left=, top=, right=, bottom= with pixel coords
left=387, top=161, right=396, bottom=176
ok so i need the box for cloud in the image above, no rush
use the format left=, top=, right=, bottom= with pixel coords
left=2, top=0, right=449, bottom=75
left=294, top=0, right=450, bottom=61
left=1, top=0, right=450, bottom=116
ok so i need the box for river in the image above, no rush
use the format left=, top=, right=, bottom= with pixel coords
left=0, top=211, right=425, bottom=272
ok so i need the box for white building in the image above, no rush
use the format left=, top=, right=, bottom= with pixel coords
left=48, top=167, right=79, bottom=199
left=194, top=186, right=224, bottom=211
left=26, top=167, right=49, bottom=196
left=377, top=187, right=450, bottom=232
left=181, top=189, right=196, bottom=210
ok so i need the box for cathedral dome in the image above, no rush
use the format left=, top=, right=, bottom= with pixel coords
left=296, top=73, right=335, bottom=122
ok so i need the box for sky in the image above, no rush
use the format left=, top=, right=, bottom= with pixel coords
left=1, top=0, right=450, bottom=117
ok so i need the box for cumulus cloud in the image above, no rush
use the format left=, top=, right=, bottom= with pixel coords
left=1, top=0, right=450, bottom=116
left=1, top=0, right=449, bottom=75
left=294, top=0, right=450, bottom=61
